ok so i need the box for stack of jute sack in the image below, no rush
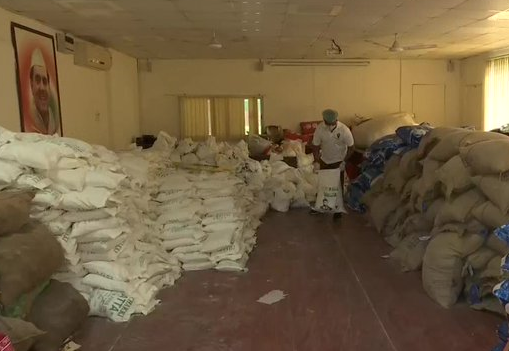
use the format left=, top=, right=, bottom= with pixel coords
left=0, top=190, right=90, bottom=351
left=346, top=124, right=431, bottom=212
left=364, top=126, right=509, bottom=311
left=0, top=128, right=181, bottom=323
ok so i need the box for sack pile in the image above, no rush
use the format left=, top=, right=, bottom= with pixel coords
left=153, top=171, right=261, bottom=272
left=346, top=124, right=431, bottom=212
left=362, top=127, right=509, bottom=310
left=351, top=112, right=417, bottom=150
left=0, top=189, right=90, bottom=351
left=0, top=128, right=181, bottom=323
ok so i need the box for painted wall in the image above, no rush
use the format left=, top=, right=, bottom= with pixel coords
left=139, top=59, right=461, bottom=138
left=0, top=6, right=140, bottom=150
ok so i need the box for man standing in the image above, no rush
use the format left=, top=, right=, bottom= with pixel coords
left=28, top=49, right=59, bottom=135
left=311, top=109, right=354, bottom=220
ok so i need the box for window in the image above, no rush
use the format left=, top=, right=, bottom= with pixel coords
left=179, top=96, right=263, bottom=140
left=484, top=56, right=509, bottom=131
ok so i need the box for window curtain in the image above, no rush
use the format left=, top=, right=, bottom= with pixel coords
left=484, top=56, right=509, bottom=131
left=211, top=97, right=245, bottom=140
left=248, top=97, right=260, bottom=135
left=179, top=97, right=209, bottom=139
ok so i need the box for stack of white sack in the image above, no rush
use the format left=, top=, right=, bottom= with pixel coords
left=0, top=127, right=181, bottom=323
left=144, top=133, right=317, bottom=213
left=267, top=140, right=318, bottom=212
left=153, top=169, right=262, bottom=273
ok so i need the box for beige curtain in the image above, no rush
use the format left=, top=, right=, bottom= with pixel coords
left=248, top=97, right=260, bottom=135
left=179, top=97, right=209, bottom=139
left=211, top=97, right=245, bottom=140
left=485, top=56, right=509, bottom=131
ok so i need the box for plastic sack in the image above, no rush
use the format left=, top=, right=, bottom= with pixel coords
left=313, top=169, right=345, bottom=214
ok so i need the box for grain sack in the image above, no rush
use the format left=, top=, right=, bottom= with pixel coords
left=417, top=127, right=460, bottom=159
left=312, top=169, right=345, bottom=214
left=472, top=201, right=509, bottom=229
left=27, top=280, right=89, bottom=351
left=422, top=232, right=485, bottom=308
left=436, top=156, right=473, bottom=199
left=459, top=139, right=509, bottom=175
left=486, top=234, right=509, bottom=256
left=464, top=248, right=496, bottom=273
left=361, top=180, right=384, bottom=208
left=400, top=213, right=432, bottom=236
left=383, top=168, right=407, bottom=194
left=351, top=112, right=415, bottom=149
left=0, top=222, right=64, bottom=307
left=427, top=130, right=472, bottom=161
left=0, top=317, right=44, bottom=351
left=383, top=206, right=409, bottom=243
left=399, top=149, right=420, bottom=179
left=415, top=159, right=443, bottom=209
left=383, top=154, right=401, bottom=174
left=424, top=198, right=446, bottom=223
left=472, top=175, right=509, bottom=214
left=434, top=189, right=485, bottom=226
left=459, top=131, right=507, bottom=148
left=370, top=191, right=400, bottom=232
left=0, top=190, right=34, bottom=236
left=88, top=289, right=138, bottom=323
left=432, top=219, right=487, bottom=237
left=400, top=176, right=417, bottom=200
left=390, top=232, right=429, bottom=272
left=481, top=255, right=503, bottom=280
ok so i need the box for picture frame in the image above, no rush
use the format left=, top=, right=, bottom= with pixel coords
left=11, top=22, right=63, bottom=136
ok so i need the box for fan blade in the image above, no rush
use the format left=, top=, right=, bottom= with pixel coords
left=364, top=39, right=390, bottom=49
left=402, top=44, right=437, bottom=50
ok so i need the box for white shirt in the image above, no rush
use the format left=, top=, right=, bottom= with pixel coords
left=312, top=121, right=354, bottom=164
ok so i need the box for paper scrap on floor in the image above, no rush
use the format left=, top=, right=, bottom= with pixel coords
left=62, top=340, right=81, bottom=351
left=257, top=290, right=287, bottom=305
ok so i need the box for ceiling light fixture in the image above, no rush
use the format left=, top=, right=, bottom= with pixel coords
left=267, top=59, right=370, bottom=67
left=255, top=12, right=261, bottom=15
left=326, top=39, right=343, bottom=57
left=208, top=31, right=223, bottom=49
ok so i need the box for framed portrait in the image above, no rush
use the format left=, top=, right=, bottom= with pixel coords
left=11, top=22, right=63, bottom=136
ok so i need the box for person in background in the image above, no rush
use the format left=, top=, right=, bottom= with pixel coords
left=310, top=108, right=354, bottom=220
left=28, top=49, right=59, bottom=135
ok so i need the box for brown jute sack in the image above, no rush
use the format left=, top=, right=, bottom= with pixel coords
left=370, top=191, right=401, bottom=233
left=399, top=149, right=421, bottom=179
left=436, top=155, right=473, bottom=199
left=390, top=232, right=429, bottom=272
left=472, top=201, right=509, bottom=229
left=480, top=255, right=504, bottom=279
left=401, top=176, right=417, bottom=201
left=428, top=130, right=473, bottom=162
left=418, top=158, right=443, bottom=198
left=434, top=189, right=485, bottom=226
left=383, top=169, right=407, bottom=194
left=423, top=198, right=446, bottom=223
left=459, top=131, right=508, bottom=148
left=422, top=232, right=485, bottom=308
left=464, top=247, right=497, bottom=272
left=27, top=280, right=90, bottom=351
left=0, top=190, right=35, bottom=236
left=471, top=175, right=509, bottom=214
left=459, top=139, right=509, bottom=175
left=0, top=222, right=64, bottom=307
left=417, top=127, right=463, bottom=159
left=0, top=317, right=44, bottom=351
left=486, top=234, right=509, bottom=256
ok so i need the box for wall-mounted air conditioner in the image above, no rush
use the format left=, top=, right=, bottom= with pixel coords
left=74, top=42, right=112, bottom=71
left=56, top=33, right=75, bottom=54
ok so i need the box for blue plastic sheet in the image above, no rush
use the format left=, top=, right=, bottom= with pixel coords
left=345, top=127, right=431, bottom=213
left=494, top=280, right=509, bottom=305
left=495, top=224, right=509, bottom=247
left=396, top=124, right=432, bottom=148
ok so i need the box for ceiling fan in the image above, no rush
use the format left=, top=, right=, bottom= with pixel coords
left=365, top=33, right=437, bottom=52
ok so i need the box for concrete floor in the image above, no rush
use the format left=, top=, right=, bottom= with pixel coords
left=76, top=210, right=502, bottom=351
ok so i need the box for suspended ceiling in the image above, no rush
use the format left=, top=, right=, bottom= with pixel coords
left=2, top=0, right=509, bottom=59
